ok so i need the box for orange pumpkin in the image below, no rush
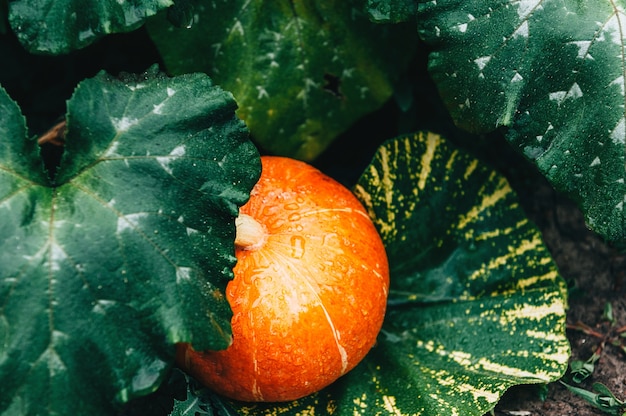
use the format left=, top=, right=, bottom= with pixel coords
left=176, top=156, right=389, bottom=402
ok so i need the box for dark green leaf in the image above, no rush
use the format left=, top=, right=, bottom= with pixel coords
left=604, top=302, right=615, bottom=323
left=569, top=353, right=600, bottom=384
left=417, top=0, right=626, bottom=245
left=8, top=0, right=173, bottom=54
left=536, top=383, right=550, bottom=402
left=148, top=0, right=417, bottom=161
left=0, top=69, right=260, bottom=415
left=169, top=373, right=212, bottom=416
left=366, top=0, right=417, bottom=23
left=0, top=84, right=49, bottom=184
left=166, top=0, right=195, bottom=29
left=222, top=132, right=569, bottom=415
left=168, top=370, right=239, bottom=416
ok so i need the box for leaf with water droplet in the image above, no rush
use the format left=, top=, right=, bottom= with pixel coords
left=8, top=0, right=173, bottom=54
left=0, top=68, right=260, bottom=415
left=418, top=0, right=626, bottom=245
left=147, top=0, right=417, bottom=160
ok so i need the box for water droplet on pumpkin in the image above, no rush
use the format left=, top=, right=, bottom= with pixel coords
left=284, top=203, right=299, bottom=210
left=322, top=233, right=337, bottom=246
left=261, top=205, right=278, bottom=218
left=288, top=213, right=301, bottom=222
left=255, top=275, right=271, bottom=288
left=268, top=218, right=285, bottom=230
left=290, top=235, right=306, bottom=259
left=244, top=273, right=256, bottom=285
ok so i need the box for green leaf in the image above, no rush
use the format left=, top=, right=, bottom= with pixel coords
left=7, top=0, right=173, bottom=54
left=603, top=301, right=615, bottom=324
left=0, top=69, right=261, bottom=415
left=569, top=353, right=600, bottom=384
left=216, top=132, right=569, bottom=415
left=0, top=85, right=49, bottom=184
left=417, top=0, right=626, bottom=246
left=561, top=382, right=626, bottom=415
left=351, top=132, right=569, bottom=415
left=168, top=370, right=239, bottom=416
left=366, top=0, right=417, bottom=23
left=165, top=0, right=195, bottom=29
left=147, top=0, right=417, bottom=161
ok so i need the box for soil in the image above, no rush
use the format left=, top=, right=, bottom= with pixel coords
left=488, top=158, right=626, bottom=415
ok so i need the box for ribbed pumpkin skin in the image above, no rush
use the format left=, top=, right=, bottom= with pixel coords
left=177, top=156, right=389, bottom=402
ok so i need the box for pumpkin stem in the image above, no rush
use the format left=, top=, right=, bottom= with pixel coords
left=235, top=214, right=266, bottom=250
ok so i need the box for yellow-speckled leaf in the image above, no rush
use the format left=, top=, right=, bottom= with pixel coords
left=351, top=132, right=569, bottom=415
left=213, top=132, right=569, bottom=416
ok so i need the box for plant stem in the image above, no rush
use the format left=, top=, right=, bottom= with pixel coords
left=235, top=214, right=266, bottom=250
